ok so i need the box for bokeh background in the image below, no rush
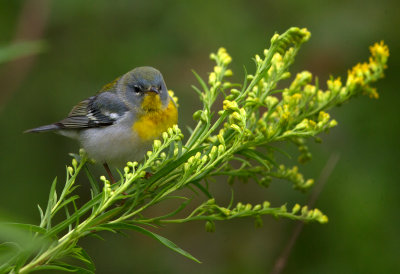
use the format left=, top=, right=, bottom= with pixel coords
left=1, top=0, right=399, bottom=273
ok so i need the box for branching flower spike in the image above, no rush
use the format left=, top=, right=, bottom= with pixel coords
left=0, top=27, right=389, bottom=273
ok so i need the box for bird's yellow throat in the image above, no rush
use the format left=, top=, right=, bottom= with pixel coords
left=133, top=94, right=178, bottom=141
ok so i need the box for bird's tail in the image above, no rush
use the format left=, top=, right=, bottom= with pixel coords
left=24, top=123, right=62, bottom=133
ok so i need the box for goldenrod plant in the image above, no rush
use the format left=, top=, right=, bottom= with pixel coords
left=0, top=27, right=389, bottom=273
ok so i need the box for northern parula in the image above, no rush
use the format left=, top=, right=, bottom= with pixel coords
left=26, top=66, right=178, bottom=167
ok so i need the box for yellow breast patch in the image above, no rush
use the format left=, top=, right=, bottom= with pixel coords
left=133, top=98, right=178, bottom=141
left=141, top=93, right=162, bottom=111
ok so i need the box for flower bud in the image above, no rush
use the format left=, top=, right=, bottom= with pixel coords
left=231, top=111, right=242, bottom=121
left=223, top=100, right=239, bottom=111
left=67, top=166, right=74, bottom=176
left=187, top=156, right=195, bottom=165
left=292, top=204, right=301, bottom=214
left=254, top=216, right=263, bottom=228
left=255, top=54, right=262, bottom=64
left=217, top=133, right=225, bottom=145
left=303, top=179, right=314, bottom=188
left=79, top=148, right=86, bottom=157
left=329, top=120, right=338, bottom=128
left=253, top=204, right=262, bottom=211
left=72, top=159, right=78, bottom=169
left=183, top=162, right=190, bottom=172
left=230, top=124, right=242, bottom=133
left=222, top=55, right=232, bottom=65
left=205, top=220, right=215, bottom=232
left=281, top=72, right=291, bottom=79
left=153, top=139, right=162, bottom=150
left=318, top=214, right=329, bottom=224
left=139, top=171, right=146, bottom=178
left=245, top=203, right=252, bottom=211
left=270, top=33, right=280, bottom=43
left=195, top=152, right=201, bottom=160
left=208, top=72, right=217, bottom=84
left=214, top=66, right=222, bottom=74
left=301, top=205, right=308, bottom=216
left=210, top=146, right=218, bottom=157
left=162, top=132, right=169, bottom=140
left=224, top=69, right=233, bottom=77
left=264, top=96, right=279, bottom=108
left=218, top=144, right=225, bottom=155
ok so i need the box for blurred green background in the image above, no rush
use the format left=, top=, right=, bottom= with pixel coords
left=1, top=0, right=399, bottom=273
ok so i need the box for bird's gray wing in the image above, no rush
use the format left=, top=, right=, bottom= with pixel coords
left=25, top=92, right=129, bottom=133
left=59, top=92, right=129, bottom=129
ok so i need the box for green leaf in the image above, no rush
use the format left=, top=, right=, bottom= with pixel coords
left=192, top=70, right=209, bottom=93
left=266, top=145, right=292, bottom=160
left=0, top=242, right=19, bottom=267
left=85, top=166, right=100, bottom=196
left=0, top=263, right=12, bottom=274
left=52, top=195, right=80, bottom=216
left=0, top=41, right=46, bottom=64
left=43, top=177, right=58, bottom=228
left=90, top=226, right=118, bottom=234
left=0, top=224, right=50, bottom=271
left=37, top=205, right=44, bottom=223
left=191, top=85, right=204, bottom=100
left=73, top=248, right=96, bottom=272
left=90, top=207, right=123, bottom=228
left=191, top=181, right=212, bottom=198
left=237, top=148, right=274, bottom=170
left=1, top=223, right=47, bottom=235
left=100, top=223, right=201, bottom=263
left=32, top=261, right=94, bottom=273
left=142, top=199, right=191, bottom=223
left=240, top=65, right=249, bottom=94
left=88, top=233, right=105, bottom=241
left=0, top=242, right=18, bottom=254
left=47, top=194, right=102, bottom=238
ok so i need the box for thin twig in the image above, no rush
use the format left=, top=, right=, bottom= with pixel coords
left=103, top=162, right=116, bottom=184
left=271, top=153, right=340, bottom=274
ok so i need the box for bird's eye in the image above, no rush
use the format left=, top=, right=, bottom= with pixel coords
left=158, top=85, right=162, bottom=91
left=133, top=85, right=141, bottom=93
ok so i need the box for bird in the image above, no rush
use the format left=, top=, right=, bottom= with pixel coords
left=25, top=66, right=178, bottom=180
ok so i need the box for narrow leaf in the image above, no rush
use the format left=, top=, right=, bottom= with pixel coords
left=192, top=70, right=209, bottom=93
left=0, top=41, right=46, bottom=64
left=1, top=223, right=47, bottom=235
left=101, top=223, right=201, bottom=263
left=237, top=149, right=273, bottom=170
left=85, top=166, right=100, bottom=195
left=47, top=194, right=102, bottom=237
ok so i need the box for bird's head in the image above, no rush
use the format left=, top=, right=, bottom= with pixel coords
left=118, top=66, right=169, bottom=112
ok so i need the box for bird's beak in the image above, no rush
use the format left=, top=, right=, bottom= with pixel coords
left=147, top=86, right=160, bottom=94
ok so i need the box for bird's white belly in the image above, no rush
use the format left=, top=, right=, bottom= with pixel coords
left=78, top=120, right=151, bottom=167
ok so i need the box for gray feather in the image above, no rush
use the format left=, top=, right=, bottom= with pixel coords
left=24, top=124, right=62, bottom=133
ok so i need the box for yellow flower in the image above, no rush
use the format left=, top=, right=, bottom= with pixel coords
left=327, top=77, right=342, bottom=94
left=369, top=41, right=389, bottom=63
left=208, top=72, right=217, bottom=84
left=168, top=90, right=179, bottom=107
